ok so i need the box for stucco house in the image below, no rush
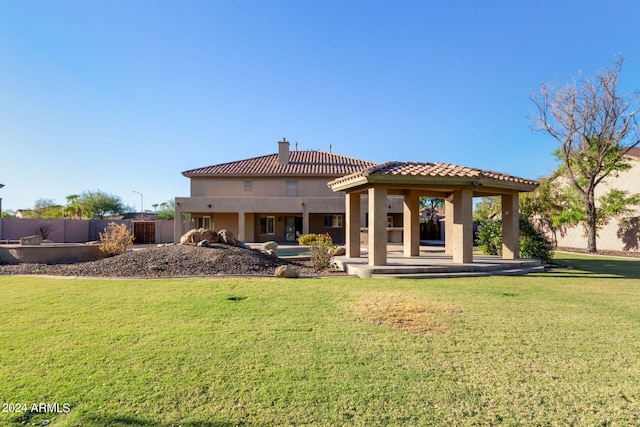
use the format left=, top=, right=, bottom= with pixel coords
left=174, top=138, right=377, bottom=244
left=548, top=147, right=640, bottom=252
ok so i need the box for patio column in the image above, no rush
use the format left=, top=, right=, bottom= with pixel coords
left=501, top=193, right=520, bottom=259
left=368, top=186, right=387, bottom=266
left=444, top=196, right=454, bottom=255
left=237, top=211, right=245, bottom=242
left=452, top=189, right=473, bottom=264
left=345, top=192, right=361, bottom=257
left=403, top=190, right=420, bottom=257
left=302, top=210, right=310, bottom=235
left=173, top=204, right=184, bottom=243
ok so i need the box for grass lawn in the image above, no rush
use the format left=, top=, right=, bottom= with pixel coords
left=1, top=253, right=640, bottom=426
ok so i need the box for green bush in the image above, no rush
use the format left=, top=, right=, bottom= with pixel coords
left=519, top=219, right=554, bottom=264
left=297, top=233, right=323, bottom=246
left=308, top=233, right=337, bottom=272
left=477, top=220, right=503, bottom=256
left=477, top=218, right=554, bottom=264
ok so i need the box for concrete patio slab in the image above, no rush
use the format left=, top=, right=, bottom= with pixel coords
left=334, top=245, right=542, bottom=278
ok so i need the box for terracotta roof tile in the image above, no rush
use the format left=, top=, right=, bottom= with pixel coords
left=183, top=151, right=376, bottom=177
left=330, top=161, right=539, bottom=187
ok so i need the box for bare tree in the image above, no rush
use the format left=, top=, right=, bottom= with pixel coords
left=531, top=57, right=640, bottom=252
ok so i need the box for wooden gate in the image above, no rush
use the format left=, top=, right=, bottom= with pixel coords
left=133, top=221, right=156, bottom=244
left=420, top=221, right=441, bottom=240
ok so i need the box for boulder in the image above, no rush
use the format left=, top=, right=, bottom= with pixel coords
left=218, top=229, right=237, bottom=246
left=334, top=246, right=346, bottom=256
left=196, top=240, right=210, bottom=247
left=180, top=229, right=200, bottom=245
left=200, top=229, right=219, bottom=243
left=274, top=265, right=299, bottom=278
left=263, top=249, right=278, bottom=258
left=180, top=228, right=219, bottom=245
left=261, top=241, right=278, bottom=251
left=20, top=235, right=42, bottom=246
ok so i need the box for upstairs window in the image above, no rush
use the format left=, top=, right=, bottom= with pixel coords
left=286, top=181, right=298, bottom=197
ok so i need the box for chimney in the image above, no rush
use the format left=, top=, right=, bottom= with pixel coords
left=278, top=137, right=290, bottom=165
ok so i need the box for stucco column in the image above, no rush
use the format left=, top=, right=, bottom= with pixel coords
left=502, top=193, right=520, bottom=259
left=173, top=204, right=183, bottom=243
left=237, top=211, right=245, bottom=242
left=302, top=210, right=310, bottom=236
left=452, top=189, right=473, bottom=264
left=345, top=192, right=361, bottom=258
left=403, top=190, right=420, bottom=257
left=368, top=186, right=388, bottom=266
left=444, top=196, right=454, bottom=255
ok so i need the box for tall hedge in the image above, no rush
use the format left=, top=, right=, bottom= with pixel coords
left=477, top=218, right=554, bottom=264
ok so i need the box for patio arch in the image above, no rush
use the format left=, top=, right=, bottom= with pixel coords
left=328, top=161, right=539, bottom=266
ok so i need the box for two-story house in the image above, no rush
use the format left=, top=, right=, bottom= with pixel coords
left=547, top=147, right=640, bottom=252
left=174, top=138, right=377, bottom=244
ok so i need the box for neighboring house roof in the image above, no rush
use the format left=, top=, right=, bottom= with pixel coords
left=625, top=147, right=640, bottom=159
left=328, top=161, right=539, bottom=193
left=183, top=150, right=376, bottom=178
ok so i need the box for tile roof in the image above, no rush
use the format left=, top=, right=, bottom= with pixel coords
left=329, top=161, right=539, bottom=189
left=183, top=151, right=376, bottom=177
left=625, top=147, right=640, bottom=159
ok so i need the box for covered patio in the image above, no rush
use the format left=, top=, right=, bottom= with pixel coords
left=328, top=161, right=539, bottom=272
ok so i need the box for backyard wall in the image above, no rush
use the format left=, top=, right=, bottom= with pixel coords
left=535, top=216, right=640, bottom=253
left=0, top=218, right=175, bottom=244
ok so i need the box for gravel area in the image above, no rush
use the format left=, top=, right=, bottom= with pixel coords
left=0, top=244, right=344, bottom=278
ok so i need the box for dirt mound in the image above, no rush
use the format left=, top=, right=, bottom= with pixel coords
left=0, top=244, right=329, bottom=278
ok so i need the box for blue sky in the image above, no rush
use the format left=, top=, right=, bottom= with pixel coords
left=1, top=0, right=639, bottom=212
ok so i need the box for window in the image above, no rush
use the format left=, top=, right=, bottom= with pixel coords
left=324, top=215, right=343, bottom=228
left=260, top=216, right=275, bottom=234
left=286, top=181, right=298, bottom=197
left=387, top=216, right=394, bottom=227
left=195, top=216, right=211, bottom=229
left=244, top=181, right=252, bottom=191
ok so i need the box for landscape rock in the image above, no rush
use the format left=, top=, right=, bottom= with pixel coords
left=218, top=229, right=237, bottom=246
left=196, top=240, right=210, bottom=247
left=180, top=228, right=219, bottom=245
left=20, top=235, right=42, bottom=246
left=261, top=241, right=278, bottom=251
left=274, top=265, right=299, bottom=278
left=263, top=249, right=278, bottom=258
left=0, top=244, right=345, bottom=278
left=334, top=246, right=346, bottom=256
left=200, top=229, right=219, bottom=243
left=180, top=229, right=199, bottom=245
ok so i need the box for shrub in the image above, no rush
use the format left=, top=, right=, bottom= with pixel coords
left=477, top=218, right=554, bottom=264
left=309, top=233, right=337, bottom=272
left=477, top=220, right=503, bottom=256
left=519, top=219, right=554, bottom=264
left=297, top=233, right=323, bottom=246
left=99, top=223, right=135, bottom=256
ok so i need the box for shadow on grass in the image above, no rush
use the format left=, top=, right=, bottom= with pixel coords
left=82, top=416, right=237, bottom=427
left=550, top=254, right=640, bottom=279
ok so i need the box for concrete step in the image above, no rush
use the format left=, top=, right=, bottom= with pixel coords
left=370, top=265, right=545, bottom=279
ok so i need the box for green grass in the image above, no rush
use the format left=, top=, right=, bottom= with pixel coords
left=1, top=253, right=640, bottom=426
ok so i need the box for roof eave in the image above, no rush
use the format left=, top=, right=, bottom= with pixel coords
left=329, top=174, right=539, bottom=193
